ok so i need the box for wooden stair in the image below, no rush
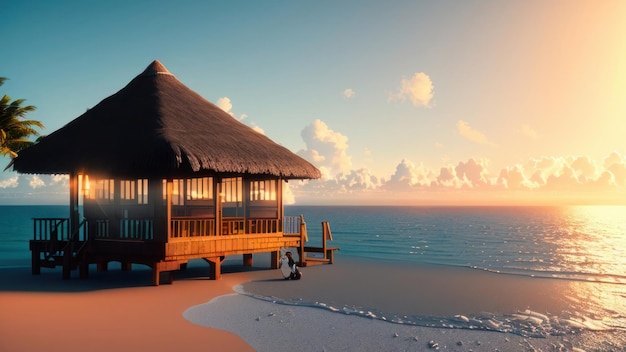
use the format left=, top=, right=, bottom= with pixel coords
left=301, top=221, right=339, bottom=267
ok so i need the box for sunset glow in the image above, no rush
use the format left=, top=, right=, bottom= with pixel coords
left=1, top=1, right=625, bottom=205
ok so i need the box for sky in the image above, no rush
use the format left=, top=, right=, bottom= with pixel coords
left=1, top=0, right=626, bottom=206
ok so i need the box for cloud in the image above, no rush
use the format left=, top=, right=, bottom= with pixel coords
left=385, top=159, right=433, bottom=190
left=50, top=175, right=69, bottom=186
left=216, top=97, right=233, bottom=113
left=570, top=155, right=599, bottom=180
left=389, top=72, right=434, bottom=108
left=456, top=120, right=497, bottom=147
left=290, top=119, right=626, bottom=205
left=603, top=151, right=624, bottom=169
left=343, top=88, right=355, bottom=99
left=249, top=122, right=265, bottom=135
left=340, top=169, right=380, bottom=190
left=454, top=158, right=490, bottom=187
left=298, top=119, right=352, bottom=175
left=601, top=151, right=626, bottom=185
left=497, top=165, right=533, bottom=189
left=216, top=97, right=247, bottom=121
left=29, top=175, right=45, bottom=189
left=0, top=176, right=18, bottom=188
left=435, top=165, right=460, bottom=188
left=283, top=183, right=295, bottom=205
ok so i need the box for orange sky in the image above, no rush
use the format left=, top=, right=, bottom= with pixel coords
left=1, top=1, right=625, bottom=205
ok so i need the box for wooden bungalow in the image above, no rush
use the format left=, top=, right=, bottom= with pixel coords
left=12, top=60, right=337, bottom=285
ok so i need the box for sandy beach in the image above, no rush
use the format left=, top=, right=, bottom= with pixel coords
left=187, top=258, right=598, bottom=351
left=1, top=255, right=621, bottom=351
left=0, top=263, right=256, bottom=352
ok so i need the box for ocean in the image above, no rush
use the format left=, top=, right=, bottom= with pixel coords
left=2, top=205, right=626, bottom=348
left=287, top=205, right=626, bottom=284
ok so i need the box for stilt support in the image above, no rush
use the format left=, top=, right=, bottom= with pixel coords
left=243, top=253, right=253, bottom=267
left=204, top=257, right=222, bottom=280
left=62, top=252, right=71, bottom=280
left=152, top=261, right=181, bottom=286
left=79, top=261, right=89, bottom=279
left=31, top=251, right=41, bottom=275
left=271, top=251, right=280, bottom=269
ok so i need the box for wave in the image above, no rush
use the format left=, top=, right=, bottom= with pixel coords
left=233, top=284, right=615, bottom=340
left=460, top=263, right=626, bottom=285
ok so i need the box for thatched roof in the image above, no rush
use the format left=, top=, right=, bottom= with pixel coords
left=12, top=60, right=320, bottom=179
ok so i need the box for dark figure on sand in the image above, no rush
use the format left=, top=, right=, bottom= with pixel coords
left=283, top=251, right=302, bottom=280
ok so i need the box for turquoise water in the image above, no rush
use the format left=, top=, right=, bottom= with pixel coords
left=288, top=205, right=626, bottom=284
left=0, top=205, right=67, bottom=267
left=281, top=205, right=626, bottom=349
left=3, top=205, right=626, bottom=282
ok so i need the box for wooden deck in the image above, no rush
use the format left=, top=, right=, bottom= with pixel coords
left=29, top=216, right=337, bottom=285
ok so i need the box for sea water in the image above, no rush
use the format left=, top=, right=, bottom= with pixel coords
left=287, top=205, right=626, bottom=284
left=0, top=205, right=67, bottom=268
left=2, top=205, right=626, bottom=348
left=280, top=205, right=626, bottom=349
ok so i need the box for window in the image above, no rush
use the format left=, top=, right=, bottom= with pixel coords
left=187, top=177, right=213, bottom=200
left=168, top=179, right=185, bottom=205
left=250, top=180, right=277, bottom=201
left=85, top=178, right=114, bottom=201
left=222, top=177, right=242, bottom=203
left=120, top=180, right=136, bottom=201
left=137, top=179, right=148, bottom=204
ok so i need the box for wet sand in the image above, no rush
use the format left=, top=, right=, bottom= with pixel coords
left=186, top=257, right=598, bottom=351
left=1, top=256, right=619, bottom=351
left=242, top=258, right=575, bottom=318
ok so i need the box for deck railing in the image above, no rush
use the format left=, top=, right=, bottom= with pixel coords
left=283, top=215, right=302, bottom=235
left=33, top=218, right=71, bottom=241
left=120, top=219, right=154, bottom=240
left=171, top=217, right=215, bottom=238
left=34, top=216, right=304, bottom=241
left=94, top=219, right=109, bottom=238
left=248, top=218, right=279, bottom=234
left=222, top=218, right=245, bottom=235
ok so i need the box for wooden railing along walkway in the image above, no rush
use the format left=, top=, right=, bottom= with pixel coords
left=34, top=216, right=304, bottom=241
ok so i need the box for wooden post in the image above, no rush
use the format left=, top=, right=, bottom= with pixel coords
left=152, top=266, right=161, bottom=286
left=322, top=222, right=327, bottom=260
left=69, top=172, right=79, bottom=239
left=322, top=222, right=333, bottom=263
left=299, top=215, right=307, bottom=266
left=214, top=179, right=222, bottom=236
left=79, top=261, right=89, bottom=279
left=271, top=251, right=280, bottom=269
left=152, top=261, right=178, bottom=285
left=243, top=253, right=253, bottom=267
left=62, top=250, right=71, bottom=280
left=31, top=250, right=41, bottom=275
left=277, top=178, right=283, bottom=233
left=205, top=257, right=222, bottom=280
left=150, top=177, right=167, bottom=242
left=166, top=180, right=173, bottom=240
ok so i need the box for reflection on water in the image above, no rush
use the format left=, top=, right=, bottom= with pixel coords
left=553, top=206, right=626, bottom=284
left=284, top=205, right=626, bottom=349
left=563, top=280, right=626, bottom=331
left=556, top=208, right=626, bottom=341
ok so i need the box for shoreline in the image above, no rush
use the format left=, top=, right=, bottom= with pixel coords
left=200, top=257, right=624, bottom=351
left=2, top=256, right=624, bottom=351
